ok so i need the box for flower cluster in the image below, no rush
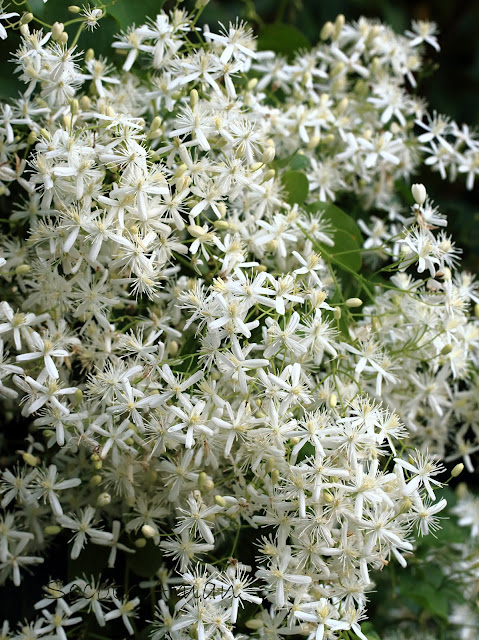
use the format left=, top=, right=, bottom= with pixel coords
left=0, top=5, right=476, bottom=639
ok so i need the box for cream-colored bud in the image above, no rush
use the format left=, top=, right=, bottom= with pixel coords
left=262, top=145, right=276, bottom=164
left=337, top=97, right=349, bottom=113
left=62, top=115, right=72, bottom=129
left=475, top=303, right=479, bottom=319
left=188, top=224, right=206, bottom=238
left=190, top=89, right=199, bottom=108
left=411, top=183, right=427, bottom=206
left=135, top=538, right=147, bottom=548
left=247, top=77, right=258, bottom=90
left=141, top=524, right=157, bottom=539
left=250, top=161, right=264, bottom=172
left=213, top=219, right=229, bottom=229
left=97, top=492, right=111, bottom=506
left=80, top=96, right=91, bottom=110
left=21, top=12, right=33, bottom=25
left=20, top=24, right=30, bottom=37
left=214, top=495, right=226, bottom=507
left=245, top=619, right=264, bottom=630
left=44, top=525, right=62, bottom=535
left=90, top=474, right=102, bottom=486
left=329, top=393, right=338, bottom=408
left=58, top=32, right=69, bottom=45
left=451, top=463, right=464, bottom=477
left=68, top=5, right=81, bottom=13
left=399, top=497, right=413, bottom=513
left=346, top=297, right=363, bottom=308
left=307, top=135, right=320, bottom=150
left=27, top=131, right=37, bottom=145
left=151, top=116, right=162, bottom=131
left=323, top=491, right=333, bottom=503
left=263, top=169, right=275, bottom=182
left=51, top=22, right=65, bottom=40
left=168, top=341, right=179, bottom=356
left=333, top=306, right=341, bottom=320
left=22, top=452, right=38, bottom=466
left=70, top=99, right=79, bottom=116
left=270, top=469, right=280, bottom=484
left=216, top=202, right=227, bottom=218
left=85, top=48, right=95, bottom=62
left=441, top=343, right=453, bottom=356
left=15, top=264, right=31, bottom=275
left=290, top=437, right=300, bottom=445
left=320, top=21, right=334, bottom=40
left=106, top=105, right=115, bottom=118
left=265, top=457, right=276, bottom=473
left=93, top=460, right=102, bottom=470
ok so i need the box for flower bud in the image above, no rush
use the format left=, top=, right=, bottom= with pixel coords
left=15, top=264, right=31, bottom=275
left=22, top=452, right=38, bottom=466
left=187, top=224, right=206, bottom=238
left=247, top=77, right=258, bottom=90
left=97, top=492, right=111, bottom=506
left=333, top=306, right=341, bottom=320
left=270, top=469, right=280, bottom=484
left=20, top=24, right=30, bottom=37
left=20, top=13, right=33, bottom=25
left=168, top=340, right=179, bottom=356
left=51, top=22, right=65, bottom=40
left=411, top=183, right=427, bottom=206
left=68, top=5, right=81, bottom=13
left=135, top=538, right=147, bottom=548
left=328, top=393, right=338, bottom=408
left=44, top=525, right=62, bottom=535
left=80, top=96, right=91, bottom=110
left=346, top=297, right=363, bottom=308
left=262, top=144, right=275, bottom=164
left=214, top=495, right=226, bottom=507
left=451, top=463, right=464, bottom=477
left=213, top=219, right=229, bottom=229
left=90, top=474, right=102, bottom=486
left=320, top=21, right=334, bottom=40
left=58, top=32, right=69, bottom=45
left=263, top=169, right=275, bottom=182
left=265, top=457, right=276, bottom=473
left=141, top=524, right=157, bottom=539
left=245, top=619, right=264, bottom=630
left=190, top=89, right=199, bottom=108
left=27, top=131, right=37, bottom=145
left=440, top=343, right=453, bottom=356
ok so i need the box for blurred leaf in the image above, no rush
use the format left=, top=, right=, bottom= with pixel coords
left=290, top=153, right=310, bottom=170
left=108, top=0, right=167, bottom=30
left=257, top=23, right=310, bottom=57
left=281, top=170, right=309, bottom=205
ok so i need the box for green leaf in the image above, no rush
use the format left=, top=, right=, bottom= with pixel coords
left=409, top=583, right=449, bottom=620
left=322, top=229, right=362, bottom=272
left=281, top=171, right=309, bottom=205
left=307, top=201, right=363, bottom=244
left=108, top=0, right=167, bottom=30
left=257, top=24, right=311, bottom=58
left=290, top=153, right=310, bottom=170
left=355, top=623, right=382, bottom=640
